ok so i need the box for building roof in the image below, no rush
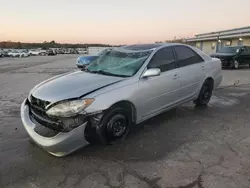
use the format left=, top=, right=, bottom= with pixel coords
left=186, top=26, right=250, bottom=42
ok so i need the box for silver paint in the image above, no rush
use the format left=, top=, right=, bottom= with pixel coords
left=21, top=43, right=223, bottom=156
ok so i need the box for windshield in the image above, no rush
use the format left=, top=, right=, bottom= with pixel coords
left=218, top=46, right=240, bottom=53
left=86, top=49, right=153, bottom=77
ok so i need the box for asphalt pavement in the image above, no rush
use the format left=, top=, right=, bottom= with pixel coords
left=0, top=55, right=250, bottom=188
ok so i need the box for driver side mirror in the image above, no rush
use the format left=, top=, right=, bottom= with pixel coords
left=142, top=68, right=161, bottom=78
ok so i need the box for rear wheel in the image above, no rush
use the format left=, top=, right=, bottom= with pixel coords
left=195, top=79, right=213, bottom=106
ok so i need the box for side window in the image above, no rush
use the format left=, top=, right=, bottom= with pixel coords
left=148, top=47, right=176, bottom=72
left=174, top=46, right=204, bottom=68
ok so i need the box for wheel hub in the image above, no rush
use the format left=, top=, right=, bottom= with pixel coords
left=202, top=85, right=211, bottom=102
left=234, top=60, right=239, bottom=68
left=107, top=115, right=127, bottom=137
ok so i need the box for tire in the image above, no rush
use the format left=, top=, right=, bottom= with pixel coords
left=232, top=60, right=239, bottom=69
left=195, top=79, right=213, bottom=106
left=97, top=107, right=131, bottom=144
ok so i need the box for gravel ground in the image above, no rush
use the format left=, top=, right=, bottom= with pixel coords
left=0, top=55, right=250, bottom=188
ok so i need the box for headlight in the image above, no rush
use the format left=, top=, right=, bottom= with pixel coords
left=46, top=99, right=94, bottom=117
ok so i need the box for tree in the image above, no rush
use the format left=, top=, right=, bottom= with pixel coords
left=16, top=42, right=22, bottom=49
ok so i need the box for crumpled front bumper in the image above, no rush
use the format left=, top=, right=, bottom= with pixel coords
left=20, top=99, right=89, bottom=157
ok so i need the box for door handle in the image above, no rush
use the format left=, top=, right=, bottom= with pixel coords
left=201, top=66, right=205, bottom=70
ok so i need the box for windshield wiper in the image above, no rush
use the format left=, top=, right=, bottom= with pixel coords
left=96, top=70, right=128, bottom=77
left=87, top=69, right=129, bottom=77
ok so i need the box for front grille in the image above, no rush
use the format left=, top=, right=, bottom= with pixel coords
left=29, top=95, right=51, bottom=120
left=28, top=96, right=64, bottom=132
left=30, top=95, right=50, bottom=110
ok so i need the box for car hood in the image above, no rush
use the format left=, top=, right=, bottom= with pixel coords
left=31, top=71, right=125, bottom=102
left=77, top=56, right=99, bottom=65
left=78, top=55, right=98, bottom=61
left=210, top=52, right=235, bottom=57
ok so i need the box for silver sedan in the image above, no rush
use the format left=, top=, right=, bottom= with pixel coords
left=21, top=43, right=222, bottom=157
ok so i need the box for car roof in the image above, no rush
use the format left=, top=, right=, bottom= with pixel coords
left=123, top=43, right=170, bottom=51
left=120, top=43, right=187, bottom=52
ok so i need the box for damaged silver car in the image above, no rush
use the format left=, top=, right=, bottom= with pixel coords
left=21, top=43, right=222, bottom=157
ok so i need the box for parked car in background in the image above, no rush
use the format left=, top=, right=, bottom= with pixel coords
left=29, top=50, right=40, bottom=56
left=211, top=46, right=250, bottom=69
left=29, top=49, right=47, bottom=56
left=69, top=49, right=79, bottom=54
left=47, top=49, right=57, bottom=56
left=8, top=50, right=20, bottom=57
left=2, top=50, right=11, bottom=57
left=0, top=49, right=3, bottom=57
left=21, top=43, right=222, bottom=157
left=55, top=49, right=65, bottom=54
left=8, top=50, right=30, bottom=57
left=39, top=50, right=47, bottom=56
left=76, top=48, right=111, bottom=68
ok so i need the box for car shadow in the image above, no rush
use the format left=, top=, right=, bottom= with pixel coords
left=72, top=104, right=212, bottom=162
left=223, top=65, right=250, bottom=70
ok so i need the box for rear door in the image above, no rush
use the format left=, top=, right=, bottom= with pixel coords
left=137, top=47, right=181, bottom=120
left=174, top=46, right=206, bottom=101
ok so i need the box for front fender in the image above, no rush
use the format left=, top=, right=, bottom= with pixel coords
left=84, top=82, right=138, bottom=114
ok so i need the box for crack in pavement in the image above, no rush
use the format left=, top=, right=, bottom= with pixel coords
left=108, top=159, right=162, bottom=188
left=227, top=143, right=242, bottom=158
left=176, top=174, right=204, bottom=188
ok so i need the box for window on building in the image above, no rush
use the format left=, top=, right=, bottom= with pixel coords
left=196, top=42, right=201, bottom=49
left=211, top=42, right=216, bottom=50
left=238, top=38, right=243, bottom=46
left=224, top=40, right=232, bottom=46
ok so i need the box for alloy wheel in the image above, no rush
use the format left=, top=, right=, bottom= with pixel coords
left=233, top=60, right=239, bottom=69
left=201, top=84, right=212, bottom=103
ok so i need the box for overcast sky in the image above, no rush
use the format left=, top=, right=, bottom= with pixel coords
left=1, top=0, right=250, bottom=44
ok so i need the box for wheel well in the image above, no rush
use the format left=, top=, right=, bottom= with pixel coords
left=109, top=101, right=136, bottom=123
left=205, top=77, right=214, bottom=89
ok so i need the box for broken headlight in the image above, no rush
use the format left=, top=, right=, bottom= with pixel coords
left=46, top=99, right=94, bottom=117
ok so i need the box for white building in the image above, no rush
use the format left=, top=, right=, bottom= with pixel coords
left=185, top=26, right=250, bottom=54
left=87, top=47, right=112, bottom=55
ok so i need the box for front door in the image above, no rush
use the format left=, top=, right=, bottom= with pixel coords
left=137, top=47, right=181, bottom=120
left=238, top=46, right=250, bottom=64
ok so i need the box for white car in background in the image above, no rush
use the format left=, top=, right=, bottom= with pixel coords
left=29, top=50, right=41, bottom=56
left=0, top=50, right=4, bottom=57
left=9, top=50, right=30, bottom=57
left=29, top=50, right=47, bottom=56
